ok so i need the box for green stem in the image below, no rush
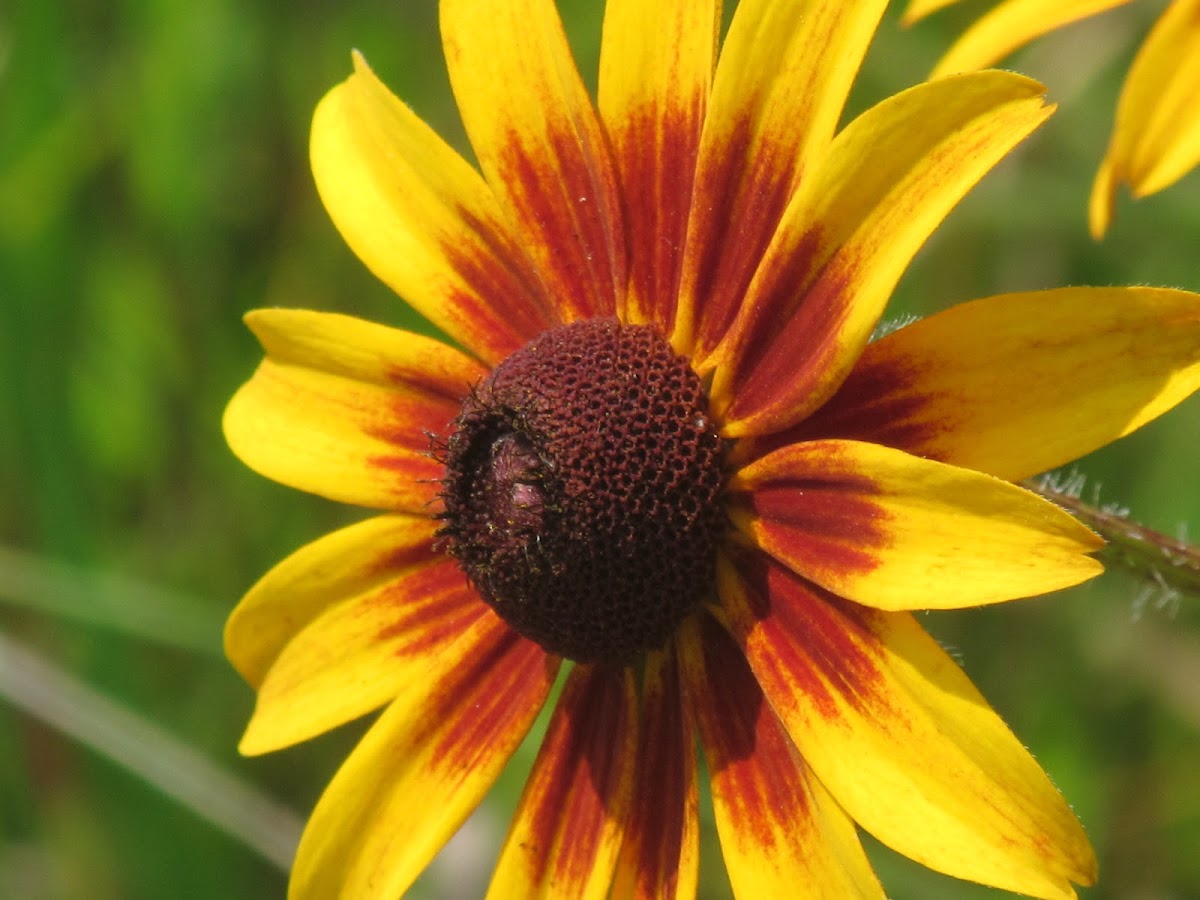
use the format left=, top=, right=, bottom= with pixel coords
left=1024, top=475, right=1200, bottom=601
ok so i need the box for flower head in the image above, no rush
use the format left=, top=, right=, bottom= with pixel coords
left=224, top=0, right=1200, bottom=897
left=904, top=0, right=1200, bottom=237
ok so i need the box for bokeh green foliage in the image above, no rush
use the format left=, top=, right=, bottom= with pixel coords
left=0, top=0, right=1197, bottom=897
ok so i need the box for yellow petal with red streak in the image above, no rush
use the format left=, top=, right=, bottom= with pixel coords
left=239, top=557, right=488, bottom=755
left=788, top=287, right=1200, bottom=482
left=711, top=72, right=1052, bottom=437
left=610, top=644, right=699, bottom=900
left=311, top=54, right=555, bottom=364
left=680, top=614, right=884, bottom=898
left=289, top=622, right=558, bottom=900
left=487, top=665, right=638, bottom=900
left=441, top=0, right=625, bottom=323
left=720, top=548, right=1097, bottom=899
left=224, top=309, right=483, bottom=512
left=598, top=0, right=719, bottom=329
left=730, top=439, right=1102, bottom=611
left=225, top=514, right=440, bottom=688
left=675, top=0, right=888, bottom=360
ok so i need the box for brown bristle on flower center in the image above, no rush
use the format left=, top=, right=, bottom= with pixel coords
left=438, top=319, right=726, bottom=664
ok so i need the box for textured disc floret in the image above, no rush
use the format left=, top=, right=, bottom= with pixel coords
left=439, top=319, right=726, bottom=664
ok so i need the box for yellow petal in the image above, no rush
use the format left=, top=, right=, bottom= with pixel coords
left=610, top=644, right=699, bottom=900
left=674, top=0, right=888, bottom=359
left=290, top=622, right=558, bottom=900
left=239, top=557, right=488, bottom=755
left=487, top=665, right=638, bottom=900
left=729, top=439, right=1102, bottom=611
left=223, top=309, right=484, bottom=512
left=225, top=514, right=439, bottom=687
left=1092, top=0, right=1200, bottom=236
left=930, top=0, right=1136, bottom=77
left=720, top=549, right=1097, bottom=899
left=902, top=0, right=966, bottom=25
left=711, top=72, right=1053, bottom=437
left=679, top=614, right=884, bottom=898
left=311, top=54, right=555, bottom=365
left=441, top=0, right=626, bottom=323
left=788, top=287, right=1200, bottom=482
left=597, top=0, right=719, bottom=330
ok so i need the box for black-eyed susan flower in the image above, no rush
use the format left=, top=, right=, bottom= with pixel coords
left=904, top=0, right=1200, bottom=237
left=223, top=0, right=1200, bottom=897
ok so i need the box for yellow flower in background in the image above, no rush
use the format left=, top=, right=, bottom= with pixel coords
left=223, top=0, right=1200, bottom=897
left=904, top=0, right=1200, bottom=238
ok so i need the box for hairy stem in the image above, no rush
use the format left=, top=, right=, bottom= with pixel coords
left=1025, top=474, right=1200, bottom=601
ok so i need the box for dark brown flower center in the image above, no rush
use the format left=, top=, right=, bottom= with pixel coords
left=438, top=319, right=726, bottom=664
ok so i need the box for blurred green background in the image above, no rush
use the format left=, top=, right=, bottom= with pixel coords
left=1, top=0, right=1197, bottom=897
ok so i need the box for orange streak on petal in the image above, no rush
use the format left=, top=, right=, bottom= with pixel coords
left=442, top=0, right=626, bottom=323
left=713, top=73, right=1052, bottom=437
left=488, top=665, right=638, bottom=900
left=240, top=557, right=488, bottom=755
left=783, top=287, right=1200, bottom=482
left=611, top=644, right=699, bottom=900
left=719, top=547, right=1097, bottom=897
left=312, top=58, right=555, bottom=364
left=727, top=446, right=890, bottom=585
left=291, top=622, right=559, bottom=900
left=598, top=0, right=718, bottom=333
left=677, top=0, right=888, bottom=362
left=225, top=514, right=441, bottom=688
left=680, top=613, right=883, bottom=897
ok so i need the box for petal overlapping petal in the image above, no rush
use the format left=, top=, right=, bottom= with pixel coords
left=1091, top=0, right=1200, bottom=237
left=922, top=0, right=1136, bottom=77
left=598, top=0, right=718, bottom=330
left=710, top=72, right=1052, bottom=437
left=223, top=309, right=484, bottom=512
left=239, top=557, right=488, bottom=755
left=680, top=614, right=884, bottom=898
left=783, top=287, right=1200, bottom=482
left=441, top=0, right=626, bottom=323
left=290, top=624, right=558, bottom=900
left=610, top=646, right=698, bottom=900
left=728, top=439, right=1102, bottom=611
left=488, top=665, right=637, bottom=900
left=674, top=0, right=888, bottom=360
left=720, top=549, right=1098, bottom=899
left=225, top=514, right=440, bottom=687
left=310, top=55, right=554, bottom=364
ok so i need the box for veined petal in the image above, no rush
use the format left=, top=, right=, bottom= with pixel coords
left=239, top=557, right=488, bottom=755
left=598, top=0, right=718, bottom=329
left=290, top=623, right=558, bottom=900
left=728, top=439, right=1102, bottom=611
left=487, top=665, right=638, bottom=900
left=224, top=309, right=481, bottom=512
left=441, top=0, right=626, bottom=323
left=720, top=549, right=1097, bottom=899
left=679, top=614, right=884, bottom=899
left=782, top=287, right=1200, bottom=482
left=610, top=645, right=699, bottom=900
left=311, top=54, right=554, bottom=365
left=928, top=0, right=1136, bottom=77
left=1091, top=0, right=1200, bottom=237
left=674, top=0, right=888, bottom=360
left=225, top=514, right=440, bottom=687
left=711, top=72, right=1053, bottom=437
